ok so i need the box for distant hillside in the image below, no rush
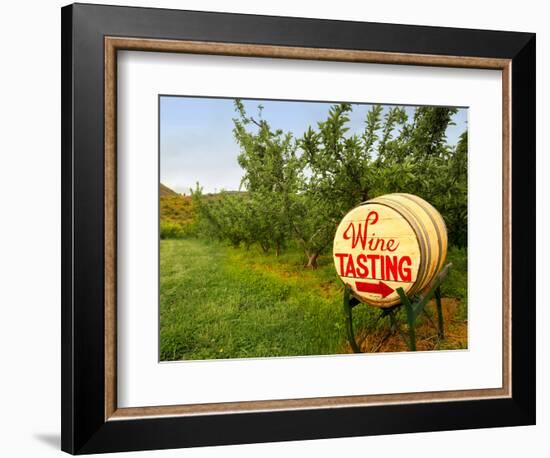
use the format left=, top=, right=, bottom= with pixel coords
left=160, top=183, right=179, bottom=197
left=160, top=183, right=194, bottom=229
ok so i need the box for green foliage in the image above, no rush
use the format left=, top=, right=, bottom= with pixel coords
left=191, top=101, right=468, bottom=261
left=232, top=100, right=300, bottom=255
left=191, top=185, right=264, bottom=249
left=440, top=245, right=468, bottom=320
left=365, top=106, right=467, bottom=247
left=160, top=221, right=185, bottom=239
left=295, top=104, right=369, bottom=264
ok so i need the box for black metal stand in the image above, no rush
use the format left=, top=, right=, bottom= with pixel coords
left=344, top=263, right=452, bottom=352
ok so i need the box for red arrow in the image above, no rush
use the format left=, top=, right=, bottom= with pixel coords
left=355, top=280, right=394, bottom=298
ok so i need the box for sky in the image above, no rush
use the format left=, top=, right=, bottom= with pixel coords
left=160, top=96, right=467, bottom=195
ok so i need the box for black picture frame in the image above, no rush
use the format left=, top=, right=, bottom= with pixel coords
left=61, top=3, right=536, bottom=454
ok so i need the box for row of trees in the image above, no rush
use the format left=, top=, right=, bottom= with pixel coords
left=192, top=100, right=467, bottom=268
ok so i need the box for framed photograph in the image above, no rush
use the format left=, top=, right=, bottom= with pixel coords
left=61, top=3, right=536, bottom=454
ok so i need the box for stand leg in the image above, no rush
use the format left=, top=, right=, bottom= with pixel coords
left=343, top=286, right=361, bottom=353
left=405, top=303, right=417, bottom=351
left=397, top=288, right=416, bottom=351
left=389, top=310, right=410, bottom=347
left=435, top=286, right=444, bottom=339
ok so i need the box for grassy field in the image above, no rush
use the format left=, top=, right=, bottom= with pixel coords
left=159, top=238, right=468, bottom=361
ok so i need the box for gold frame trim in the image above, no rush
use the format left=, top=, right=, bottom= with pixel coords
left=104, top=37, right=512, bottom=421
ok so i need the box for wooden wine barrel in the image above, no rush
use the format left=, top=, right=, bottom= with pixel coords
left=332, top=193, right=447, bottom=307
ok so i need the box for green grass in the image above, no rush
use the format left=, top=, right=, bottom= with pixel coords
left=160, top=238, right=467, bottom=361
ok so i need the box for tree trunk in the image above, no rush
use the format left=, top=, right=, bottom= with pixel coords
left=275, top=242, right=281, bottom=257
left=305, top=252, right=319, bottom=269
